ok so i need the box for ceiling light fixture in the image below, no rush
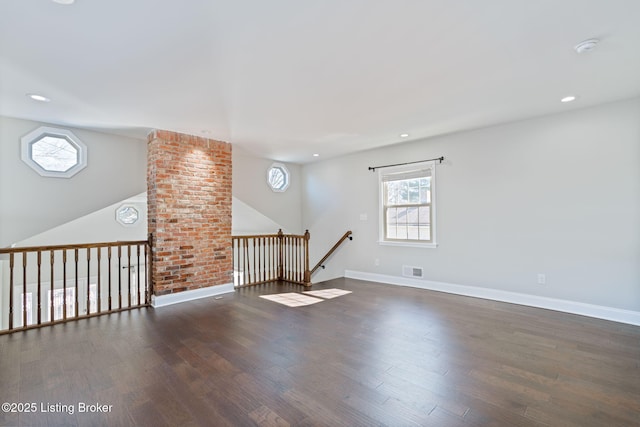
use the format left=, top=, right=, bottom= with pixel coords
left=313, top=153, right=320, bottom=157
left=27, top=93, right=51, bottom=102
left=574, top=38, right=599, bottom=54
left=52, top=0, right=75, bottom=4
left=561, top=96, right=576, bottom=103
left=400, top=133, right=409, bottom=138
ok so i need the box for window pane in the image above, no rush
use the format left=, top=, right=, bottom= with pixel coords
left=385, top=177, right=429, bottom=206
left=419, top=225, right=431, bottom=241
left=397, top=207, right=408, bottom=239
left=418, top=206, right=431, bottom=240
left=268, top=168, right=285, bottom=189
left=392, top=182, right=400, bottom=204
left=408, top=181, right=419, bottom=203
left=385, top=206, right=432, bottom=241
left=420, top=177, right=431, bottom=203
left=386, top=207, right=397, bottom=239
left=385, top=181, right=397, bottom=204
left=407, top=207, right=419, bottom=239
left=32, top=136, right=79, bottom=172
left=267, top=163, right=290, bottom=192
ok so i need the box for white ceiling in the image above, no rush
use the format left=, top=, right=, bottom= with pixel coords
left=1, top=0, right=639, bottom=163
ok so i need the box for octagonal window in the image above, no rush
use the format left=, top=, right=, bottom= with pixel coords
left=21, top=126, right=87, bottom=178
left=267, top=163, right=290, bottom=192
left=116, top=204, right=140, bottom=226
left=31, top=136, right=78, bottom=172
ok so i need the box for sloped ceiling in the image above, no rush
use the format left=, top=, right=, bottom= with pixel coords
left=1, top=0, right=639, bottom=163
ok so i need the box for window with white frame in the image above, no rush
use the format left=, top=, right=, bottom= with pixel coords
left=116, top=204, right=140, bottom=226
left=267, top=163, right=290, bottom=192
left=20, top=126, right=87, bottom=178
left=379, top=162, right=436, bottom=247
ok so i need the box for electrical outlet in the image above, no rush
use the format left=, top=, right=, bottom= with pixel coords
left=374, top=258, right=380, bottom=266
left=537, top=273, right=546, bottom=285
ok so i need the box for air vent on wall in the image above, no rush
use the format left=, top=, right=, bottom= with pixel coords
left=402, top=265, right=423, bottom=278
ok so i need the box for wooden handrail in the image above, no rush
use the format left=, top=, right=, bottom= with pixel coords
left=310, top=231, right=353, bottom=275
left=0, top=239, right=149, bottom=254
left=232, top=230, right=352, bottom=288
left=232, top=230, right=311, bottom=287
left=0, top=239, right=151, bottom=335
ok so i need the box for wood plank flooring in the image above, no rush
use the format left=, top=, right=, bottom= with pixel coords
left=1, top=278, right=639, bottom=426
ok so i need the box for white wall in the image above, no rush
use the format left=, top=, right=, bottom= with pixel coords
left=302, top=97, right=640, bottom=311
left=0, top=116, right=147, bottom=247
left=232, top=146, right=303, bottom=234
left=232, top=197, right=284, bottom=235
left=16, top=193, right=147, bottom=246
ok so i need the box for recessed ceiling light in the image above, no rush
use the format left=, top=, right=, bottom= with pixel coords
left=313, top=153, right=320, bottom=157
left=400, top=133, right=409, bottom=138
left=26, top=93, right=50, bottom=102
left=561, top=96, right=576, bottom=103
left=574, top=39, right=599, bottom=54
left=52, top=0, right=75, bottom=4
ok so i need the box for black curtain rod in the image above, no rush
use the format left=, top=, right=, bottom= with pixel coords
left=368, top=156, right=444, bottom=172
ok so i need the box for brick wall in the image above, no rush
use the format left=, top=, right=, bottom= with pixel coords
left=147, top=130, right=232, bottom=296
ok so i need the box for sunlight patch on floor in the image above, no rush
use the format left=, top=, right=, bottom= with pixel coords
left=259, top=293, right=323, bottom=307
left=303, top=288, right=352, bottom=299
left=259, top=289, right=352, bottom=307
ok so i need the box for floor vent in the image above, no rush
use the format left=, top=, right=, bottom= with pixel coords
left=402, top=265, right=423, bottom=278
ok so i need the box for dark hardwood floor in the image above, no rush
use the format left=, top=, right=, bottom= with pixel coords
left=1, top=278, right=639, bottom=426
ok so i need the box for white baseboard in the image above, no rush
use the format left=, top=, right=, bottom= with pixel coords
left=344, top=270, right=640, bottom=326
left=151, top=283, right=234, bottom=308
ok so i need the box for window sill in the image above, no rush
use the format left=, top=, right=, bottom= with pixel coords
left=378, top=240, right=438, bottom=249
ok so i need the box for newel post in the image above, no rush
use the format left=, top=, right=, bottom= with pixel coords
left=303, top=230, right=311, bottom=287
left=277, top=229, right=284, bottom=281
left=147, top=232, right=154, bottom=300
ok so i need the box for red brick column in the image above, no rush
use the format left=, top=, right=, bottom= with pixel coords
left=147, top=130, right=232, bottom=296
